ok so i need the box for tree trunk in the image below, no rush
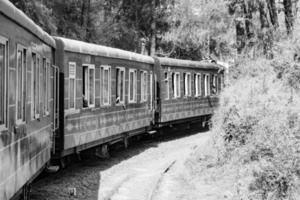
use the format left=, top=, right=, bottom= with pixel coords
left=267, top=0, right=279, bottom=28
left=150, top=0, right=157, bottom=56
left=85, top=0, right=91, bottom=41
left=235, top=18, right=246, bottom=54
left=293, top=0, right=299, bottom=19
left=259, top=0, right=273, bottom=58
left=283, top=0, right=294, bottom=35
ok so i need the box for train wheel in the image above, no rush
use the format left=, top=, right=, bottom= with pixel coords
left=60, top=157, right=67, bottom=169
left=95, top=144, right=110, bottom=159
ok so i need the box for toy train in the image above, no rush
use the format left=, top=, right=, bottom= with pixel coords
left=0, top=1, right=224, bottom=199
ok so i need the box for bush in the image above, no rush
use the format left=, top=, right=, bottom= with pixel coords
left=211, top=57, right=300, bottom=199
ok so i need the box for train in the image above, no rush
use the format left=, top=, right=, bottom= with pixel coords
left=0, top=1, right=224, bottom=199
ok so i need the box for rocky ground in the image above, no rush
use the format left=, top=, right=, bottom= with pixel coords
left=30, top=127, right=222, bottom=200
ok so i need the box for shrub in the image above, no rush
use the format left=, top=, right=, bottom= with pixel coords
left=211, top=57, right=300, bottom=199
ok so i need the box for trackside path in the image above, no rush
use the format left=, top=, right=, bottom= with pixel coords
left=30, top=130, right=211, bottom=200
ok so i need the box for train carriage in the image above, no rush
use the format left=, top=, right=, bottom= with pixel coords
left=53, top=37, right=155, bottom=159
left=154, top=57, right=224, bottom=126
left=0, top=1, right=58, bottom=199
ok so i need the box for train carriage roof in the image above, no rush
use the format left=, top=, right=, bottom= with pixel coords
left=54, top=37, right=154, bottom=64
left=157, top=57, right=223, bottom=70
left=0, top=0, right=56, bottom=47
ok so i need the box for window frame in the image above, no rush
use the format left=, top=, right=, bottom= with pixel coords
left=45, top=60, right=50, bottom=115
left=42, top=58, right=49, bottom=116
left=100, top=65, right=111, bottom=106
left=0, top=36, right=8, bottom=130
left=116, top=66, right=125, bottom=105
left=140, top=70, right=148, bottom=102
left=82, top=64, right=96, bottom=108
left=195, top=73, right=202, bottom=97
left=68, top=62, right=76, bottom=111
left=173, top=72, right=180, bottom=98
left=128, top=68, right=137, bottom=103
left=184, top=72, right=191, bottom=97
left=212, top=74, right=218, bottom=95
left=164, top=72, right=169, bottom=100
left=149, top=71, right=153, bottom=110
left=16, top=44, right=27, bottom=124
left=204, top=74, right=210, bottom=97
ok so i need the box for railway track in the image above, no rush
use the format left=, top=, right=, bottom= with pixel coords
left=30, top=127, right=210, bottom=200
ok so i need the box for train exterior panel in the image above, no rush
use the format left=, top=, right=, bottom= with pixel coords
left=54, top=37, right=155, bottom=156
left=0, top=1, right=56, bottom=199
left=155, top=57, right=223, bottom=126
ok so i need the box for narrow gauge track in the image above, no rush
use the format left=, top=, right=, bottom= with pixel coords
left=30, top=124, right=209, bottom=200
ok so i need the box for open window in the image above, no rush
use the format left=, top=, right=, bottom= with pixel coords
left=129, top=69, right=137, bottom=103
left=195, top=73, right=201, bottom=97
left=100, top=65, right=111, bottom=106
left=46, top=60, right=50, bottom=114
left=204, top=74, right=210, bottom=96
left=32, top=53, right=41, bottom=119
left=183, top=73, right=191, bottom=97
left=42, top=58, right=50, bottom=115
left=164, top=72, right=169, bottom=100
left=212, top=74, right=217, bottom=95
left=0, top=36, right=8, bottom=128
left=116, top=67, right=125, bottom=104
left=149, top=72, right=153, bottom=109
left=172, top=72, right=180, bottom=98
left=141, top=70, right=148, bottom=102
left=69, top=62, right=76, bottom=110
left=16, top=45, right=27, bottom=123
left=83, top=64, right=95, bottom=108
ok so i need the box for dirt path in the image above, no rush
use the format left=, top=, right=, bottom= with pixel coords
left=30, top=129, right=211, bottom=200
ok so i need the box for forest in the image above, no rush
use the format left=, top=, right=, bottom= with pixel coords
left=9, top=0, right=300, bottom=61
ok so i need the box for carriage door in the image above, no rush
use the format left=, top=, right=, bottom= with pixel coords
left=53, top=65, right=59, bottom=130
left=51, top=65, right=59, bottom=153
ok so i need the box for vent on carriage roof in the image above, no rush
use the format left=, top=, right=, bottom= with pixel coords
left=69, top=63, right=76, bottom=78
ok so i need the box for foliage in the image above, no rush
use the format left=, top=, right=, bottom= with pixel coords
left=211, top=55, right=300, bottom=199
left=161, top=0, right=235, bottom=60
left=9, top=0, right=172, bottom=52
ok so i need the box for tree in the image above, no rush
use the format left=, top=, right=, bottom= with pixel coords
left=9, top=0, right=56, bottom=34
left=267, top=0, right=278, bottom=28
left=161, top=0, right=234, bottom=60
left=258, top=0, right=273, bottom=58
left=283, top=0, right=294, bottom=35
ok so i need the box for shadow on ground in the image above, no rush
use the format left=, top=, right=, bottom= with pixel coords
left=30, top=123, right=208, bottom=200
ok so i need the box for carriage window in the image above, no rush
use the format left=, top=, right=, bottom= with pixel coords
left=116, top=67, right=125, bottom=104
left=69, top=62, right=76, bottom=110
left=218, top=75, right=222, bottom=93
left=46, top=61, right=50, bottom=113
left=32, top=54, right=40, bottom=118
left=101, top=65, right=111, bottom=106
left=173, top=72, right=180, bottom=98
left=204, top=74, right=210, bottom=96
left=0, top=39, right=8, bottom=127
left=149, top=72, right=153, bottom=109
left=195, top=73, right=201, bottom=97
left=42, top=58, right=48, bottom=115
left=16, top=47, right=27, bottom=123
left=184, top=73, right=191, bottom=97
left=83, top=64, right=95, bottom=108
left=89, top=67, right=95, bottom=106
left=212, top=75, right=217, bottom=95
left=129, top=69, right=137, bottom=103
left=141, top=71, right=148, bottom=102
left=164, top=72, right=169, bottom=100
